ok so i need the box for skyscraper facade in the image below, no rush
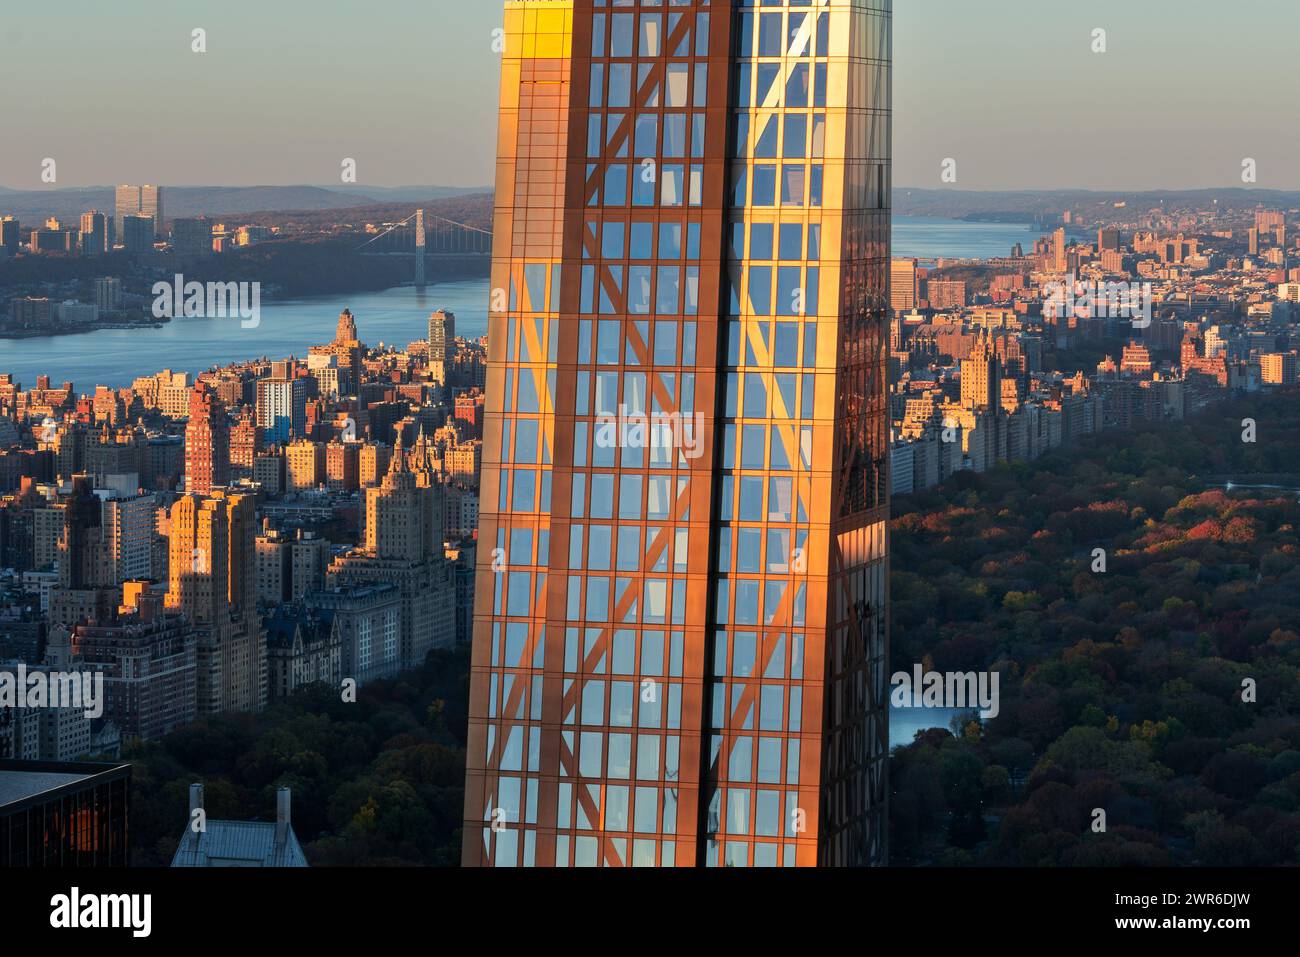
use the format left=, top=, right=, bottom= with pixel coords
left=165, top=491, right=266, bottom=715
left=464, top=0, right=891, bottom=867
left=364, top=433, right=442, bottom=562
left=890, top=257, right=917, bottom=314
left=140, top=185, right=164, bottom=238
left=328, top=432, right=455, bottom=667
left=113, top=186, right=137, bottom=246
left=256, top=376, right=308, bottom=443
left=428, top=309, right=458, bottom=364
left=0, top=216, right=20, bottom=253
left=185, top=383, right=231, bottom=494
left=94, top=277, right=123, bottom=313
left=79, top=211, right=108, bottom=256
left=102, top=493, right=156, bottom=584
left=115, top=184, right=164, bottom=242
left=172, top=216, right=213, bottom=257
left=960, top=333, right=1000, bottom=412
left=1052, top=226, right=1067, bottom=273
left=119, top=215, right=155, bottom=253
left=309, top=310, right=364, bottom=396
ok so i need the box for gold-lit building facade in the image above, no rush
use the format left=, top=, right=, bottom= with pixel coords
left=464, top=0, right=890, bottom=867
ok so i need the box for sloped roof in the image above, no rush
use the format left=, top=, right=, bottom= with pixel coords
left=171, top=819, right=309, bottom=867
left=263, top=614, right=301, bottom=647
left=263, top=606, right=335, bottom=650
left=0, top=770, right=89, bottom=806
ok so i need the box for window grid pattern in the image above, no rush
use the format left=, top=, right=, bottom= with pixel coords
left=547, top=0, right=719, bottom=869
left=465, top=0, right=891, bottom=869
left=470, top=0, right=572, bottom=868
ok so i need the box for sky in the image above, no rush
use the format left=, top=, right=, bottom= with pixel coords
left=1, top=0, right=1297, bottom=192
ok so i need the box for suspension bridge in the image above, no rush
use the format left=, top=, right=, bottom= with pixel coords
left=357, top=209, right=493, bottom=285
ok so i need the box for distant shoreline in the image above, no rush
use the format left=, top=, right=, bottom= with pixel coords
left=0, top=319, right=169, bottom=341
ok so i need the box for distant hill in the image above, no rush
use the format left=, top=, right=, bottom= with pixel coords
left=14, top=183, right=1298, bottom=229
left=0, top=187, right=117, bottom=221
left=233, top=193, right=494, bottom=233
left=314, top=185, right=490, bottom=203
left=0, top=184, right=491, bottom=223
left=894, top=187, right=1300, bottom=221
left=162, top=186, right=379, bottom=215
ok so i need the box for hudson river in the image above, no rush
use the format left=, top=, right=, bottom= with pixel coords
left=0, top=217, right=1043, bottom=391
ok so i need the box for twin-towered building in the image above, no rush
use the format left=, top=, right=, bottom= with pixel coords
left=326, top=429, right=458, bottom=669
left=463, top=0, right=892, bottom=867
left=113, top=184, right=164, bottom=245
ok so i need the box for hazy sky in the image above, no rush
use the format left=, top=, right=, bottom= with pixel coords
left=2, top=0, right=1297, bottom=191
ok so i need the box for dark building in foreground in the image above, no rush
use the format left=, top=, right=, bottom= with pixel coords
left=0, top=760, right=131, bottom=867
left=171, top=783, right=308, bottom=867
left=464, top=0, right=891, bottom=867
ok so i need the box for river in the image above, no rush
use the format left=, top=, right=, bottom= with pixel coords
left=890, top=706, right=981, bottom=748
left=0, top=282, right=491, bottom=391
left=0, top=216, right=1053, bottom=390
left=891, top=215, right=1046, bottom=261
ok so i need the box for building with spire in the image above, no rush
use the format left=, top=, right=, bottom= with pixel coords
left=960, top=331, right=1001, bottom=412
left=48, top=475, right=117, bottom=628
left=308, top=309, right=365, bottom=397
left=336, top=307, right=357, bottom=343
left=327, top=430, right=455, bottom=668
left=364, top=429, right=442, bottom=560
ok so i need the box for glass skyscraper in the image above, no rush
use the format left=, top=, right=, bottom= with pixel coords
left=464, top=0, right=890, bottom=867
left=114, top=184, right=164, bottom=244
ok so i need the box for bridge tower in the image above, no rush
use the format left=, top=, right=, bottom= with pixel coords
left=414, top=208, right=426, bottom=287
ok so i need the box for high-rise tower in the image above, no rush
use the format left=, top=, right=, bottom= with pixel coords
left=317, top=308, right=363, bottom=396
left=185, top=382, right=231, bottom=494
left=960, top=332, right=1000, bottom=412
left=329, top=430, right=454, bottom=667
left=336, top=308, right=358, bottom=343
left=115, top=184, right=165, bottom=242
left=79, top=211, right=109, bottom=256
left=428, top=310, right=457, bottom=364
left=256, top=376, right=308, bottom=443
left=364, top=431, right=442, bottom=562
left=165, top=491, right=265, bottom=714
left=464, top=0, right=891, bottom=867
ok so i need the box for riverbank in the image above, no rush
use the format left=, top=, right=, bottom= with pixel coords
left=0, top=319, right=169, bottom=340
left=0, top=280, right=491, bottom=389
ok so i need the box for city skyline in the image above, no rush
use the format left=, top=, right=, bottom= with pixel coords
left=3, top=0, right=1300, bottom=190
left=1, top=0, right=1297, bottom=892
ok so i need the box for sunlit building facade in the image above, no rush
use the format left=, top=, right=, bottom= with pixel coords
left=464, top=0, right=890, bottom=867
